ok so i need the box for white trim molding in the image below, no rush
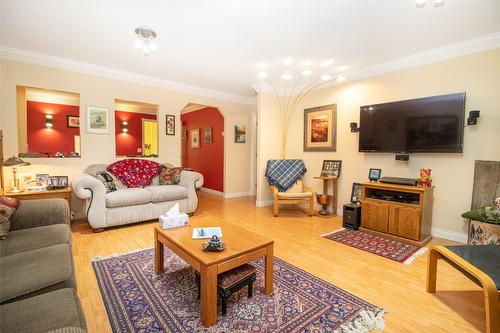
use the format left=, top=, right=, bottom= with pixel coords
left=224, top=191, right=251, bottom=199
left=0, top=46, right=255, bottom=105
left=199, top=187, right=224, bottom=197
left=431, top=228, right=467, bottom=244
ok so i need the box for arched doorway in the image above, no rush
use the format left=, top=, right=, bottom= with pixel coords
left=180, top=103, right=224, bottom=194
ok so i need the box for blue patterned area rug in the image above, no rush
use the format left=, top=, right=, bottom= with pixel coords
left=92, top=248, right=385, bottom=333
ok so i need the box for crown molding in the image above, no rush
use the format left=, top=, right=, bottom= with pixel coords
left=253, top=31, right=500, bottom=94
left=0, top=46, right=255, bottom=105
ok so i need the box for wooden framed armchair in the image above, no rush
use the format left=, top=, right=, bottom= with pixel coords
left=426, top=245, right=500, bottom=333
left=271, top=180, right=314, bottom=217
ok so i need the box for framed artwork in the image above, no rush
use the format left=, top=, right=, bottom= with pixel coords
left=204, top=127, right=213, bottom=144
left=303, top=104, right=337, bottom=152
left=182, top=130, right=187, bottom=141
left=67, top=115, right=80, bottom=128
left=190, top=128, right=200, bottom=148
left=321, top=160, right=342, bottom=177
left=235, top=124, right=246, bottom=143
left=368, top=168, right=382, bottom=181
left=350, top=183, right=362, bottom=203
left=166, top=115, right=175, bottom=135
left=86, top=106, right=109, bottom=134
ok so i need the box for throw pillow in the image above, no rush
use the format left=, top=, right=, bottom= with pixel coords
left=159, top=166, right=182, bottom=185
left=462, top=206, right=500, bottom=224
left=0, top=196, right=20, bottom=239
left=95, top=171, right=117, bottom=193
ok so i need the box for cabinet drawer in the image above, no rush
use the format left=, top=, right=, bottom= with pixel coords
left=388, top=205, right=421, bottom=240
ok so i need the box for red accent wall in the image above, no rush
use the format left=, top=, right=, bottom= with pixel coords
left=115, top=110, right=157, bottom=156
left=27, top=101, right=80, bottom=155
left=181, top=107, right=224, bottom=192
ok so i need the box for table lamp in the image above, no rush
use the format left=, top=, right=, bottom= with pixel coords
left=1, top=156, right=31, bottom=193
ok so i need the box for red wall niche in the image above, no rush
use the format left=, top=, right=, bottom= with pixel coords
left=181, top=107, right=224, bottom=192
left=115, top=110, right=157, bottom=156
left=26, top=101, right=80, bottom=155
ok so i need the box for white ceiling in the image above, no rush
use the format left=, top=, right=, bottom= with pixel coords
left=1, top=1, right=500, bottom=100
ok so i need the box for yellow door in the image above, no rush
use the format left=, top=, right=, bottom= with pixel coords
left=142, top=119, right=158, bottom=156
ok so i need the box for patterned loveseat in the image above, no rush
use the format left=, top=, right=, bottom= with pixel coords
left=73, top=160, right=203, bottom=231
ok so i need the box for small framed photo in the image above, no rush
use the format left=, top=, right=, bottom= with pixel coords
left=235, top=124, right=246, bottom=143
left=86, top=106, right=109, bottom=134
left=321, top=160, right=342, bottom=177
left=166, top=115, right=175, bottom=135
left=67, top=115, right=80, bottom=128
left=368, top=168, right=382, bottom=181
left=190, top=128, right=200, bottom=148
left=204, top=127, right=213, bottom=144
left=58, top=176, right=69, bottom=188
left=49, top=176, right=60, bottom=189
left=350, top=183, right=362, bottom=203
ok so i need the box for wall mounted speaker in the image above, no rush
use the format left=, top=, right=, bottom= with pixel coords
left=467, top=110, right=480, bottom=125
left=350, top=122, right=360, bottom=133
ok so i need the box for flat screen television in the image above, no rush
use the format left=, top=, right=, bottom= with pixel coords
left=359, top=92, right=465, bottom=153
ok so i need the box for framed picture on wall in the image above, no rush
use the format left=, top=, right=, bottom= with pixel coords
left=205, top=127, right=213, bottom=144
left=67, top=115, right=80, bottom=128
left=166, top=115, right=175, bottom=135
left=190, top=128, right=200, bottom=148
left=86, top=106, right=109, bottom=134
left=303, top=104, right=337, bottom=152
left=235, top=124, right=246, bottom=143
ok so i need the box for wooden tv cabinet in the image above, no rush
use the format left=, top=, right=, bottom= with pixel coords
left=360, top=182, right=433, bottom=246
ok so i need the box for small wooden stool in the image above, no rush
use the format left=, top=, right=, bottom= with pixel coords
left=195, top=263, right=256, bottom=315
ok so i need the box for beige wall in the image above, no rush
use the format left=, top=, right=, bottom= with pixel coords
left=0, top=59, right=253, bottom=216
left=257, top=49, right=500, bottom=241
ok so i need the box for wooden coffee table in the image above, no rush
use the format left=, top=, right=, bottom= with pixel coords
left=154, top=223, right=274, bottom=327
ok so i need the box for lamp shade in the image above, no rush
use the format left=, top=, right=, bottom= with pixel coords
left=1, top=156, right=31, bottom=167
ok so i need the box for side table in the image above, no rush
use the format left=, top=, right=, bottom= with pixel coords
left=313, top=176, right=338, bottom=216
left=4, top=188, right=72, bottom=213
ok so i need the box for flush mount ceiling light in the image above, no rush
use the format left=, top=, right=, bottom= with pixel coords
left=416, top=0, right=445, bottom=7
left=134, top=27, right=158, bottom=56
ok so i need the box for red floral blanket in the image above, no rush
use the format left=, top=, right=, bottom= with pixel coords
left=107, top=159, right=162, bottom=188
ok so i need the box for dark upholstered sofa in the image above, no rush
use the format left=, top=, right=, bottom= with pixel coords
left=0, top=199, right=87, bottom=333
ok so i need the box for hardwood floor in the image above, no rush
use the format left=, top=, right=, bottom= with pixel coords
left=72, top=192, right=488, bottom=332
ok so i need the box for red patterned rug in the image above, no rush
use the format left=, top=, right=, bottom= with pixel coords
left=322, top=229, right=427, bottom=264
left=92, top=248, right=385, bottom=332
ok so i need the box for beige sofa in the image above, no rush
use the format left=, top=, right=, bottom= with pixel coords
left=0, top=199, right=87, bottom=333
left=73, top=164, right=204, bottom=231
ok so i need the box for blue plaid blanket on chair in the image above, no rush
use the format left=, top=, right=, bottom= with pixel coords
left=265, top=159, right=307, bottom=192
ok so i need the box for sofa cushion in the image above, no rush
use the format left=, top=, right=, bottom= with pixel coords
left=0, top=244, right=75, bottom=304
left=0, top=224, right=71, bottom=257
left=144, top=185, right=188, bottom=203
left=105, top=188, right=151, bottom=208
left=0, top=288, right=87, bottom=333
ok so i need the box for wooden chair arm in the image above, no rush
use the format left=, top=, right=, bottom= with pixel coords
left=270, top=186, right=279, bottom=200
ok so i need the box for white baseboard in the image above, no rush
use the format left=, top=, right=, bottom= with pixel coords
left=431, top=228, right=467, bottom=243
left=256, top=199, right=274, bottom=207
left=224, top=191, right=251, bottom=199
left=199, top=187, right=224, bottom=197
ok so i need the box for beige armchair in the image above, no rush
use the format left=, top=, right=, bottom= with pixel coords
left=271, top=180, right=314, bottom=217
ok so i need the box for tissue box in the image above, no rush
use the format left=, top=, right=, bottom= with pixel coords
left=159, top=212, right=189, bottom=229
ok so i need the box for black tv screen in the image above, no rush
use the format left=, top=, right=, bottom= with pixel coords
left=359, top=92, right=465, bottom=153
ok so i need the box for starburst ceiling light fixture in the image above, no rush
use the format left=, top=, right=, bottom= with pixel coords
left=134, top=27, right=158, bottom=56
left=416, top=0, right=445, bottom=7
left=256, top=57, right=349, bottom=158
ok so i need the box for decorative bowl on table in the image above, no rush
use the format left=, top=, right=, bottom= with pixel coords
left=202, top=235, right=225, bottom=251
